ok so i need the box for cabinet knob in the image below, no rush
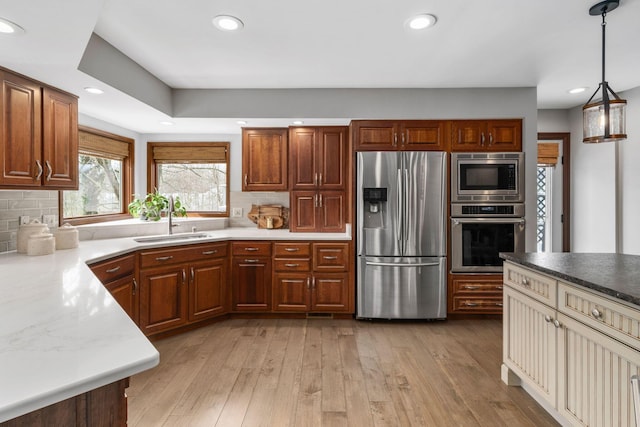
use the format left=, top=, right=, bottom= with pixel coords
left=553, top=319, right=562, bottom=329
left=591, top=308, right=604, bottom=320
left=522, top=277, right=530, bottom=287
left=544, top=315, right=552, bottom=323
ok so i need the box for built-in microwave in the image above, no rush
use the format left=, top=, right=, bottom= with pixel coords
left=451, top=152, right=524, bottom=203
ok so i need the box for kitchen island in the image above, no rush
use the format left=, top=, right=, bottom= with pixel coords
left=0, top=227, right=350, bottom=424
left=500, top=252, right=640, bottom=427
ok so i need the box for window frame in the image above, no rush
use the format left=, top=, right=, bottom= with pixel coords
left=147, top=141, right=230, bottom=217
left=59, top=126, right=134, bottom=225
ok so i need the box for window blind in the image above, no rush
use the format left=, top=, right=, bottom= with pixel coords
left=79, top=129, right=130, bottom=159
left=151, top=143, right=228, bottom=163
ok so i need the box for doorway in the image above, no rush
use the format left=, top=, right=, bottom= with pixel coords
left=537, top=133, right=571, bottom=252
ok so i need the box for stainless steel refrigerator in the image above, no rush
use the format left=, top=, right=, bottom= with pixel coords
left=356, top=151, right=447, bottom=319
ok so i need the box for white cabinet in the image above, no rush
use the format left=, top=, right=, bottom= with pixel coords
left=502, top=261, right=640, bottom=427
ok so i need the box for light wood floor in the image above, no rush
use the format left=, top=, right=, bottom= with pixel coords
left=128, top=318, right=559, bottom=427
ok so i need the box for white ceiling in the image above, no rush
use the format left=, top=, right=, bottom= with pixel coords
left=1, top=0, right=639, bottom=134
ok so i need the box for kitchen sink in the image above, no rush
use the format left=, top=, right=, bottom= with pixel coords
left=134, top=233, right=210, bottom=243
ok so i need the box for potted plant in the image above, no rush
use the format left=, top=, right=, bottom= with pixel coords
left=128, top=190, right=187, bottom=221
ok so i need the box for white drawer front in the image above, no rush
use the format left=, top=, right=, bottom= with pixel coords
left=503, top=262, right=557, bottom=307
left=558, top=281, right=640, bottom=352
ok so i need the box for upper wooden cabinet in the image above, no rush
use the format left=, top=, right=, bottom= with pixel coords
left=242, top=128, right=288, bottom=191
left=450, top=119, right=522, bottom=152
left=352, top=120, right=447, bottom=151
left=289, top=126, right=348, bottom=191
left=0, top=69, right=78, bottom=189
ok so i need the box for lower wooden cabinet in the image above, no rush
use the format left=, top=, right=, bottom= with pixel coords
left=272, top=242, right=351, bottom=312
left=1, top=379, right=129, bottom=427
left=231, top=241, right=272, bottom=312
left=138, top=242, right=229, bottom=336
left=89, top=254, right=138, bottom=324
left=189, top=258, right=227, bottom=321
left=448, top=274, right=504, bottom=314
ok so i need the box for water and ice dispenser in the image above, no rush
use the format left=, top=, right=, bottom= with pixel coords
left=363, top=187, right=387, bottom=228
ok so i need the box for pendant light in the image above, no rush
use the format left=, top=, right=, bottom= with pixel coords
left=582, top=0, right=627, bottom=143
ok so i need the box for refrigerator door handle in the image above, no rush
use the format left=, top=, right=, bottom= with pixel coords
left=365, top=261, right=441, bottom=267
left=403, top=166, right=409, bottom=252
left=396, top=168, right=403, bottom=243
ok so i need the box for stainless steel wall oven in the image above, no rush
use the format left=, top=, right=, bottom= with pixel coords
left=450, top=203, right=525, bottom=273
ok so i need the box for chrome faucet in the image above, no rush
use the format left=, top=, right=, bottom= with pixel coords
left=168, top=195, right=175, bottom=235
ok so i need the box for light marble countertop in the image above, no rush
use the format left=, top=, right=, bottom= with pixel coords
left=0, top=227, right=351, bottom=422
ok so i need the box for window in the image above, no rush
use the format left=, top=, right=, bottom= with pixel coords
left=148, top=142, right=229, bottom=216
left=61, top=127, right=134, bottom=225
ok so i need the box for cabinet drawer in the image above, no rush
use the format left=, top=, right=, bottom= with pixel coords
left=90, top=254, right=135, bottom=283
left=313, top=243, right=349, bottom=271
left=503, top=262, right=557, bottom=307
left=232, top=242, right=272, bottom=256
left=140, top=243, right=228, bottom=269
left=274, top=258, right=311, bottom=272
left=558, top=281, right=640, bottom=352
left=273, top=242, right=311, bottom=257
left=452, top=277, right=504, bottom=294
left=453, top=297, right=503, bottom=313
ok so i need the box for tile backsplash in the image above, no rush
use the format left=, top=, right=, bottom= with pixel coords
left=0, top=190, right=289, bottom=253
left=0, top=190, right=59, bottom=253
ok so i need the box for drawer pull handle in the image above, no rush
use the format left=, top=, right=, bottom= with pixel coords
left=244, top=259, right=260, bottom=263
left=285, top=263, right=300, bottom=267
left=285, top=248, right=300, bottom=252
left=495, top=302, right=503, bottom=307
left=323, top=256, right=338, bottom=260
left=155, top=256, right=173, bottom=261
left=307, top=277, right=311, bottom=289
left=591, top=308, right=604, bottom=320
left=132, top=278, right=137, bottom=295
left=496, top=285, right=503, bottom=290
left=244, top=247, right=259, bottom=251
left=464, top=301, right=478, bottom=307
left=463, top=285, right=480, bottom=290
left=202, top=250, right=218, bottom=255
left=45, top=160, right=53, bottom=181
left=105, top=266, right=121, bottom=273
left=35, top=160, right=43, bottom=180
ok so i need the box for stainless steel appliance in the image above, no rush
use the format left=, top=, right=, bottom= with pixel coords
left=451, top=152, right=524, bottom=203
left=356, top=151, right=447, bottom=319
left=450, top=203, right=525, bottom=273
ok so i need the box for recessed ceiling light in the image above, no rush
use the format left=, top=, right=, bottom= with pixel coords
left=236, top=120, right=247, bottom=125
left=0, top=17, right=25, bottom=35
left=407, top=14, right=437, bottom=30
left=84, top=87, right=104, bottom=95
left=568, top=87, right=588, bottom=94
left=292, top=120, right=304, bottom=125
left=160, top=120, right=174, bottom=126
left=212, top=15, right=244, bottom=32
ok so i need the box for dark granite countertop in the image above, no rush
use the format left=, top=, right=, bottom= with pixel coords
left=500, top=252, right=640, bottom=307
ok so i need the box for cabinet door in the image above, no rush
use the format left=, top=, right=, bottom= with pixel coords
left=557, top=313, right=640, bottom=427
left=311, top=273, right=349, bottom=312
left=105, top=275, right=139, bottom=325
left=318, top=191, right=345, bottom=232
left=503, top=286, right=557, bottom=407
left=485, top=120, right=522, bottom=152
left=289, top=127, right=317, bottom=190
left=231, top=257, right=271, bottom=311
left=0, top=72, right=42, bottom=187
left=242, top=128, right=288, bottom=191
left=317, top=127, right=347, bottom=190
left=401, top=121, right=447, bottom=151
left=290, top=191, right=318, bottom=232
left=273, top=272, right=309, bottom=311
left=42, top=88, right=78, bottom=188
left=351, top=120, right=398, bottom=151
left=188, top=258, right=228, bottom=322
left=450, top=120, right=485, bottom=151
left=139, top=265, right=188, bottom=335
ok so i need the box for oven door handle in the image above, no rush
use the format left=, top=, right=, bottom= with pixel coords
left=365, top=261, right=441, bottom=267
left=452, top=218, right=525, bottom=225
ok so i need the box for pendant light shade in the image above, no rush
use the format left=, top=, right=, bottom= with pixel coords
left=582, top=0, right=627, bottom=144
